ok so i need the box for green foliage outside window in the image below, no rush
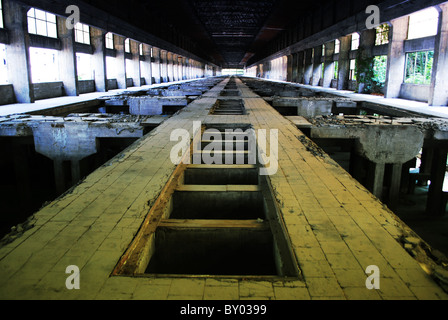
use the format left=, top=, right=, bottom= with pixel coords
left=405, top=51, right=434, bottom=85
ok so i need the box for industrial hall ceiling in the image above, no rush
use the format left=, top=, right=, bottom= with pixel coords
left=27, top=0, right=444, bottom=68
left=80, top=0, right=338, bottom=68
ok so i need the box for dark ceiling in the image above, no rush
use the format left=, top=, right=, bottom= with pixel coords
left=81, top=0, right=328, bottom=68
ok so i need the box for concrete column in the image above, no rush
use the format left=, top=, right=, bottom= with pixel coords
left=141, top=44, right=153, bottom=86
left=291, top=53, right=298, bottom=83
left=388, top=163, right=403, bottom=210
left=53, top=159, right=66, bottom=195
left=369, top=162, right=386, bottom=199
left=161, top=51, right=168, bottom=82
left=12, top=143, right=31, bottom=207
left=358, top=29, right=377, bottom=93
left=153, top=47, right=161, bottom=84
left=3, top=0, right=34, bottom=103
left=312, top=45, right=323, bottom=86
left=131, top=41, right=142, bottom=87
left=91, top=28, right=107, bottom=92
left=385, top=16, right=409, bottom=98
left=286, top=54, right=293, bottom=82
left=323, top=41, right=335, bottom=88
left=71, top=160, right=81, bottom=186
left=57, top=16, right=79, bottom=96
left=166, top=52, right=172, bottom=82
left=182, top=57, right=187, bottom=80
left=303, top=48, right=313, bottom=85
left=337, top=35, right=351, bottom=90
left=427, top=147, right=447, bottom=216
left=429, top=3, right=448, bottom=106
left=297, top=51, right=305, bottom=84
left=114, top=34, right=127, bottom=89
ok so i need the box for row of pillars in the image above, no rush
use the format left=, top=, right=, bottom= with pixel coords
left=2, top=0, right=213, bottom=104
left=256, top=3, right=448, bottom=106
left=351, top=146, right=448, bottom=216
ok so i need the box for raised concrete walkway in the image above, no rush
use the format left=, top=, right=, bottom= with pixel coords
left=0, top=77, right=446, bottom=300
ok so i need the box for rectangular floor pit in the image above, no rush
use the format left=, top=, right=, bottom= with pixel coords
left=184, top=167, right=259, bottom=185
left=170, top=190, right=265, bottom=220
left=145, top=227, right=278, bottom=276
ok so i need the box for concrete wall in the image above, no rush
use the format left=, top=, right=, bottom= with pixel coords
left=107, top=79, right=118, bottom=90
left=400, top=83, right=430, bottom=102
left=32, top=82, right=64, bottom=100
left=0, top=85, right=16, bottom=105
left=78, top=80, right=96, bottom=94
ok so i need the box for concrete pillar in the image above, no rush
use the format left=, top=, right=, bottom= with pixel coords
left=57, top=16, right=78, bottom=96
left=161, top=51, right=168, bottom=82
left=286, top=54, right=293, bottom=82
left=323, top=41, right=336, bottom=88
left=429, top=3, right=448, bottom=106
left=12, top=143, right=31, bottom=207
left=114, top=34, right=127, bottom=89
left=291, top=53, right=298, bottom=83
left=141, top=44, right=153, bottom=86
left=53, top=159, right=66, bottom=195
left=91, top=28, right=107, bottom=92
left=388, top=163, right=403, bottom=210
left=427, top=147, right=447, bottom=216
left=337, top=35, right=351, bottom=90
left=385, top=17, right=409, bottom=98
left=131, top=41, right=142, bottom=87
left=3, top=0, right=34, bottom=103
left=297, top=51, right=305, bottom=84
left=166, top=52, right=172, bottom=82
left=303, top=48, right=313, bottom=85
left=358, top=29, right=377, bottom=93
left=312, top=45, right=323, bottom=86
left=71, top=160, right=81, bottom=186
left=369, top=162, right=386, bottom=199
left=182, top=57, right=187, bottom=80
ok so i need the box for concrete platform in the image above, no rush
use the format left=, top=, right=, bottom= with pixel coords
left=0, top=77, right=447, bottom=300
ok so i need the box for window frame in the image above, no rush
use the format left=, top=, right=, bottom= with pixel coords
left=74, top=22, right=90, bottom=45
left=27, top=8, right=58, bottom=39
left=105, top=32, right=114, bottom=50
left=351, top=33, right=360, bottom=51
left=334, top=39, right=340, bottom=54
left=125, top=38, right=131, bottom=53
left=0, top=0, right=4, bottom=29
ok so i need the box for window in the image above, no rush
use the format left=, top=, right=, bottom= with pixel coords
left=0, top=44, right=7, bottom=84
left=375, top=24, right=389, bottom=45
left=322, top=44, right=325, bottom=57
left=106, top=56, right=118, bottom=79
left=333, top=61, right=338, bottom=80
left=29, top=47, right=59, bottom=83
left=125, top=39, right=130, bottom=53
left=76, top=53, right=93, bottom=80
left=351, top=33, right=359, bottom=51
left=139, top=44, right=144, bottom=56
left=405, top=50, right=434, bottom=84
left=74, top=23, right=90, bottom=45
left=373, top=55, right=387, bottom=83
left=27, top=8, right=57, bottom=38
left=150, top=47, right=154, bottom=58
left=0, top=0, right=4, bottom=29
left=105, top=32, right=114, bottom=49
left=334, top=39, right=340, bottom=54
left=408, top=7, right=439, bottom=40
left=349, top=59, right=356, bottom=80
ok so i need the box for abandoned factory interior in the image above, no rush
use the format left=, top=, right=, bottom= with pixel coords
left=1, top=0, right=448, bottom=302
